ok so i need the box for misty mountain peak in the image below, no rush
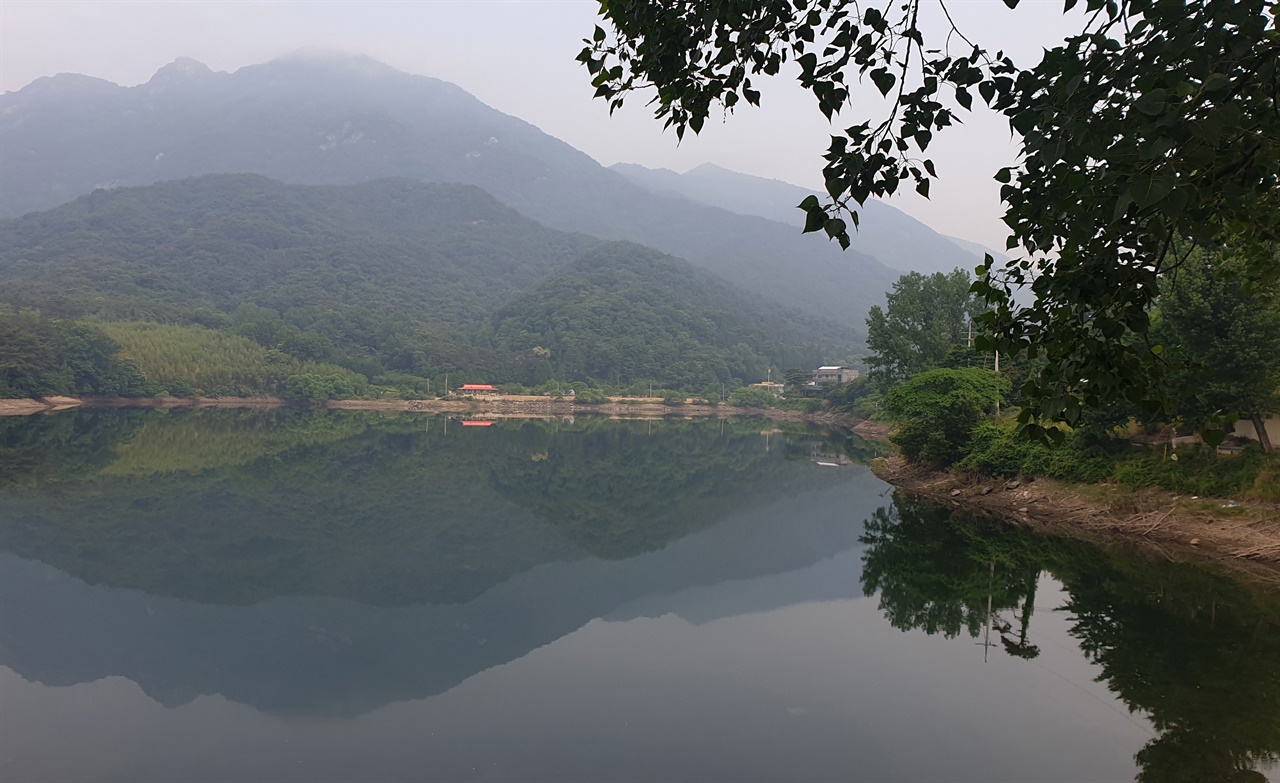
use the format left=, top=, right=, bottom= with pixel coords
left=146, top=57, right=218, bottom=94
left=149, top=57, right=215, bottom=83
left=270, top=48, right=400, bottom=77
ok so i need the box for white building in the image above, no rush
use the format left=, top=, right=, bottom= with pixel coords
left=812, top=366, right=860, bottom=385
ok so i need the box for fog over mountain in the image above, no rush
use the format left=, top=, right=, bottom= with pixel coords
left=611, top=162, right=990, bottom=277
left=0, top=52, right=961, bottom=328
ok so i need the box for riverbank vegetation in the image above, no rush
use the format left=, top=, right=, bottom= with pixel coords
left=858, top=247, right=1280, bottom=504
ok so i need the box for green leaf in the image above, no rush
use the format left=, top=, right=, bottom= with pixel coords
left=803, top=207, right=827, bottom=234
left=871, top=69, right=896, bottom=96
left=1131, top=175, right=1174, bottom=208
left=1199, top=428, right=1226, bottom=449
left=994, top=167, right=1012, bottom=183
left=1133, top=89, right=1168, bottom=116
left=1202, top=72, right=1229, bottom=92
left=915, top=179, right=930, bottom=198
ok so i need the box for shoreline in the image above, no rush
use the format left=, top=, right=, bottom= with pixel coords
left=872, top=456, right=1280, bottom=586
left=0, top=395, right=857, bottom=426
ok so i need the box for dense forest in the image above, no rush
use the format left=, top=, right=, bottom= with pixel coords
left=490, top=242, right=849, bottom=390
left=0, top=176, right=862, bottom=398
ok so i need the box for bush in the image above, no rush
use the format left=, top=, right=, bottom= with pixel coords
left=728, top=386, right=778, bottom=408
left=882, top=369, right=1007, bottom=467
left=574, top=388, right=609, bottom=404
left=283, top=372, right=362, bottom=401
left=959, top=421, right=1115, bottom=482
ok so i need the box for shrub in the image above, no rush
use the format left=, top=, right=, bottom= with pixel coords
left=959, top=422, right=1115, bottom=482
left=728, top=386, right=778, bottom=408
left=882, top=368, right=1007, bottom=467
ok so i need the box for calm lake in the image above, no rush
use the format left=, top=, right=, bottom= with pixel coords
left=1, top=409, right=1277, bottom=782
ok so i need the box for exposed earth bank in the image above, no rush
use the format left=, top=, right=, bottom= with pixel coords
left=873, top=456, right=1280, bottom=586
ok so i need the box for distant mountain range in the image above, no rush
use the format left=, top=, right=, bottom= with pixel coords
left=1, top=52, right=986, bottom=330
left=0, top=175, right=861, bottom=388
left=611, top=162, right=996, bottom=277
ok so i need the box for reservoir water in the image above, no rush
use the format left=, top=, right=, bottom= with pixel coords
left=1, top=409, right=1277, bottom=782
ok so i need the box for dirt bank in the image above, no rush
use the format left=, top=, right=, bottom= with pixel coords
left=873, top=456, right=1280, bottom=585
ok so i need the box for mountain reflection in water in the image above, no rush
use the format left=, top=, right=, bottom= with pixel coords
left=0, top=410, right=1276, bottom=783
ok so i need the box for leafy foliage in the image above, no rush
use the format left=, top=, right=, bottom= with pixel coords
left=865, top=269, right=982, bottom=391
left=959, top=421, right=1117, bottom=484
left=881, top=368, right=1006, bottom=466
left=0, top=308, right=151, bottom=398
left=1154, top=246, right=1280, bottom=450
left=583, top=0, right=1279, bottom=429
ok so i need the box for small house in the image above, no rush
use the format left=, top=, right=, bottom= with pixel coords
left=812, top=366, right=860, bottom=385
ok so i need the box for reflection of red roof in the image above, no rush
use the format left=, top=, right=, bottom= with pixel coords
left=458, top=384, right=498, bottom=391
left=461, top=420, right=495, bottom=427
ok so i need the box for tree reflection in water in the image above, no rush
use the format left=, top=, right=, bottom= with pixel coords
left=860, top=493, right=1280, bottom=782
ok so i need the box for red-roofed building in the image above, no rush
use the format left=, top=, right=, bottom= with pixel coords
left=458, top=384, right=499, bottom=393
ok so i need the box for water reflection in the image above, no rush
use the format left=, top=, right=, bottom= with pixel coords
left=0, top=411, right=880, bottom=717
left=0, top=410, right=1277, bottom=782
left=862, top=494, right=1280, bottom=782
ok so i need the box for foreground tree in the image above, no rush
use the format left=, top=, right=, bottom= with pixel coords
left=865, top=268, right=981, bottom=391
left=1155, top=247, right=1280, bottom=452
left=581, top=0, right=1279, bottom=435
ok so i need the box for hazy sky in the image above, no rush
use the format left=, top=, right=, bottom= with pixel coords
left=0, top=1, right=1082, bottom=251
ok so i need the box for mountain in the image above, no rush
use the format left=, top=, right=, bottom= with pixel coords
left=0, top=175, right=858, bottom=388
left=611, top=162, right=984, bottom=277
left=0, top=52, right=896, bottom=327
left=491, top=242, right=857, bottom=389
left=0, top=174, right=589, bottom=326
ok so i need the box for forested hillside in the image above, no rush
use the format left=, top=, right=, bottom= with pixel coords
left=0, top=174, right=590, bottom=325
left=491, top=243, right=854, bottom=390
left=0, top=176, right=858, bottom=397
left=0, top=53, right=897, bottom=326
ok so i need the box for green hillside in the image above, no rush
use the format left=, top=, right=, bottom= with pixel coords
left=0, top=174, right=590, bottom=326
left=492, top=242, right=855, bottom=389
left=0, top=176, right=859, bottom=395
left=0, top=53, right=898, bottom=327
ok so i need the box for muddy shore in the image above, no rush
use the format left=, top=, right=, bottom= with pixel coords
left=873, top=456, right=1280, bottom=586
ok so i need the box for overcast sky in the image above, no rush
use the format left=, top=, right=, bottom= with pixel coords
left=0, top=0, right=1082, bottom=251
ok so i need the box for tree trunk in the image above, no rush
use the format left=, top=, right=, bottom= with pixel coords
left=1250, top=412, right=1274, bottom=454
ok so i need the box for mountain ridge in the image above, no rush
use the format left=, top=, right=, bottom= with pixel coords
left=1, top=53, right=895, bottom=327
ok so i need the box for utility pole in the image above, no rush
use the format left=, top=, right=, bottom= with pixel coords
left=994, top=350, right=1001, bottom=420
left=977, top=559, right=997, bottom=663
